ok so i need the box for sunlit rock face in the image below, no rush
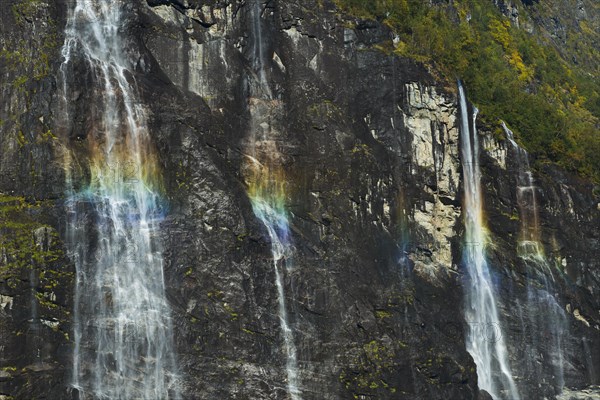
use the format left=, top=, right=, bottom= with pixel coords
left=0, top=1, right=598, bottom=399
left=400, top=82, right=461, bottom=286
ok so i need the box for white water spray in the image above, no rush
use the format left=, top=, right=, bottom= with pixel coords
left=458, top=82, right=520, bottom=400
left=60, top=1, right=179, bottom=398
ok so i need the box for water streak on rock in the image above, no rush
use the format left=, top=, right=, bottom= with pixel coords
left=503, top=122, right=567, bottom=392
left=243, top=1, right=301, bottom=398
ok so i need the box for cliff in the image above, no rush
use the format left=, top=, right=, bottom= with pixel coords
left=0, top=0, right=598, bottom=399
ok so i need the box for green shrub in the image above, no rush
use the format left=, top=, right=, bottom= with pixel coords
left=335, top=0, right=600, bottom=182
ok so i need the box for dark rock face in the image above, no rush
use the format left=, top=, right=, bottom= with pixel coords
left=0, top=1, right=73, bottom=399
left=0, top=1, right=598, bottom=400
left=479, top=135, right=600, bottom=398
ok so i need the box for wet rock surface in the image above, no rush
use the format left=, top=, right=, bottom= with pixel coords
left=0, top=0, right=598, bottom=399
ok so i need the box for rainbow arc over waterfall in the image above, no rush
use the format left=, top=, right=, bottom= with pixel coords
left=244, top=137, right=301, bottom=400
left=60, top=1, right=179, bottom=399
left=242, top=1, right=301, bottom=398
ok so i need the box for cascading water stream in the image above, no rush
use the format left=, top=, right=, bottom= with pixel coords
left=243, top=1, right=301, bottom=398
left=503, top=123, right=544, bottom=261
left=503, top=123, right=566, bottom=391
left=458, top=82, right=520, bottom=400
left=248, top=168, right=301, bottom=399
left=60, top=1, right=179, bottom=398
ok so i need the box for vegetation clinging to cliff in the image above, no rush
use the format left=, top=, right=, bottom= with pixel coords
left=335, top=0, right=600, bottom=182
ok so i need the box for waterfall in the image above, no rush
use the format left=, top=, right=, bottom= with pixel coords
left=248, top=172, right=301, bottom=400
left=503, top=123, right=544, bottom=260
left=243, top=1, right=301, bottom=398
left=458, top=82, right=520, bottom=400
left=503, top=123, right=567, bottom=392
left=60, top=1, right=179, bottom=398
